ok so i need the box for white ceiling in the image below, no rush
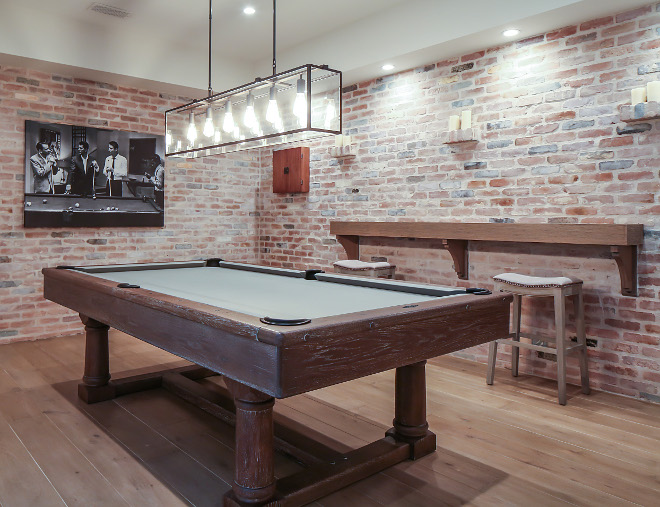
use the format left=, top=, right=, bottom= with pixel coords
left=0, top=0, right=653, bottom=99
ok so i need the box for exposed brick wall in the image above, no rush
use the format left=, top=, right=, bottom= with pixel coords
left=257, top=3, right=660, bottom=402
left=0, top=67, right=261, bottom=342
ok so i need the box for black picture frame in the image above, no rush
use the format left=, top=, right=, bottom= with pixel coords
left=24, top=120, right=165, bottom=228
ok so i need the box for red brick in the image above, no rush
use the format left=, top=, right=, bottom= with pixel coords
left=599, top=137, right=633, bottom=148
left=618, top=30, right=653, bottom=46
left=546, top=111, right=575, bottom=122
left=615, top=5, right=653, bottom=23
left=461, top=51, right=485, bottom=62
left=603, top=21, right=636, bottom=37
left=580, top=17, right=613, bottom=31
left=640, top=39, right=660, bottom=51
left=583, top=62, right=613, bottom=74
left=547, top=26, right=578, bottom=41
left=584, top=38, right=615, bottom=52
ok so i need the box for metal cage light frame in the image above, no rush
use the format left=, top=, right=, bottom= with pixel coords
left=165, top=1, right=342, bottom=158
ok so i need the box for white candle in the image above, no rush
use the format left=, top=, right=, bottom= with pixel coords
left=449, top=115, right=460, bottom=131
left=342, top=135, right=351, bottom=146
left=461, top=110, right=472, bottom=129
left=647, top=81, right=660, bottom=102
left=631, top=87, right=647, bottom=105
left=334, top=135, right=343, bottom=147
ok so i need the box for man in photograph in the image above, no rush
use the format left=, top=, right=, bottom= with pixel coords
left=66, top=141, right=99, bottom=197
left=145, top=153, right=165, bottom=208
left=103, top=140, right=128, bottom=196
left=29, top=142, right=59, bottom=193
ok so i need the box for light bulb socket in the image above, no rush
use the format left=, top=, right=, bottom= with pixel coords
left=246, top=92, right=254, bottom=107
left=189, top=111, right=195, bottom=124
left=225, top=101, right=232, bottom=114
left=206, top=106, right=213, bottom=120
left=269, top=86, right=276, bottom=100
left=297, top=76, right=306, bottom=94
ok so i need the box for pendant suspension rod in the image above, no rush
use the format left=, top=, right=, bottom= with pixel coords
left=208, top=0, right=213, bottom=96
left=272, top=0, right=277, bottom=76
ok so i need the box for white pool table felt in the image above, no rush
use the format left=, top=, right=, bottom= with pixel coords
left=86, top=266, right=462, bottom=320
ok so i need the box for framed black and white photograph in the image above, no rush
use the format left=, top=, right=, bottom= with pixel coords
left=24, top=120, right=165, bottom=228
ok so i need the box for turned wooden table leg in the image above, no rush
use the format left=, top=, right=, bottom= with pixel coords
left=386, top=360, right=436, bottom=459
left=78, top=314, right=115, bottom=403
left=224, top=378, right=277, bottom=506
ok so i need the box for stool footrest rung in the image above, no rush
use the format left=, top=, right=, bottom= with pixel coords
left=496, top=338, right=586, bottom=355
left=507, top=332, right=556, bottom=344
left=496, top=338, right=556, bottom=354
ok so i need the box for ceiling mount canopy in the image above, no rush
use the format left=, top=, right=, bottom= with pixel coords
left=165, top=0, right=342, bottom=158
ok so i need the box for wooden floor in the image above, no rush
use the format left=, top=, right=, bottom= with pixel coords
left=1, top=332, right=659, bottom=507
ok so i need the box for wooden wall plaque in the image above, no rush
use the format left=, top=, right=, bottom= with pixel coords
left=273, top=147, right=309, bottom=193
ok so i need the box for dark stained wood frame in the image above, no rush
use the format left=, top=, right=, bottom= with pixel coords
left=330, top=221, right=644, bottom=297
left=43, top=263, right=511, bottom=506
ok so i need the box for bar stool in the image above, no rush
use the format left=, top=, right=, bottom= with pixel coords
left=333, top=260, right=396, bottom=279
left=486, top=273, right=590, bottom=405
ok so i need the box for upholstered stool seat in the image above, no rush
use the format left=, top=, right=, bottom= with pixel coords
left=333, top=260, right=396, bottom=279
left=486, top=272, right=590, bottom=405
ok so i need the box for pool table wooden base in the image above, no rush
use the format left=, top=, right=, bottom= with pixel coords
left=77, top=314, right=437, bottom=506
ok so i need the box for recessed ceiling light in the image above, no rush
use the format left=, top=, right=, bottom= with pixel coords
left=502, top=29, right=520, bottom=37
left=243, top=6, right=256, bottom=15
left=382, top=64, right=395, bottom=71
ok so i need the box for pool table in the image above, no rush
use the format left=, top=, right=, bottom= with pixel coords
left=43, top=259, right=511, bottom=506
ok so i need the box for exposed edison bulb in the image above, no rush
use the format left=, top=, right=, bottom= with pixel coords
left=266, top=86, right=281, bottom=126
left=244, top=92, right=257, bottom=130
left=214, top=129, right=221, bottom=143
left=293, top=75, right=307, bottom=125
left=223, top=101, right=235, bottom=133
left=324, top=98, right=336, bottom=129
left=165, top=130, right=172, bottom=146
left=186, top=111, right=197, bottom=143
left=203, top=106, right=214, bottom=137
left=175, top=140, right=181, bottom=151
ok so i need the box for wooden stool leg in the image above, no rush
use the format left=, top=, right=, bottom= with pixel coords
left=511, top=294, right=522, bottom=377
left=223, top=379, right=277, bottom=506
left=574, top=288, right=591, bottom=395
left=486, top=341, right=498, bottom=385
left=554, top=289, right=567, bottom=405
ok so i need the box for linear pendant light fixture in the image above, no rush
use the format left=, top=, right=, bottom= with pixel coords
left=165, top=0, right=342, bottom=158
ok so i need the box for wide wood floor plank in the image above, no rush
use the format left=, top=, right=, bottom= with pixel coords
left=425, top=372, right=660, bottom=466
left=80, top=399, right=227, bottom=507
left=0, top=345, right=51, bottom=390
left=0, top=411, right=67, bottom=507
left=28, top=383, right=187, bottom=507
left=434, top=357, right=660, bottom=436
left=433, top=356, right=660, bottom=422
left=1, top=386, right=131, bottom=506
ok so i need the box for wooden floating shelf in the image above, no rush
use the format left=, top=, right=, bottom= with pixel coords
left=620, top=101, right=660, bottom=123
left=329, top=145, right=356, bottom=158
left=443, top=128, right=478, bottom=144
left=330, top=221, right=644, bottom=297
